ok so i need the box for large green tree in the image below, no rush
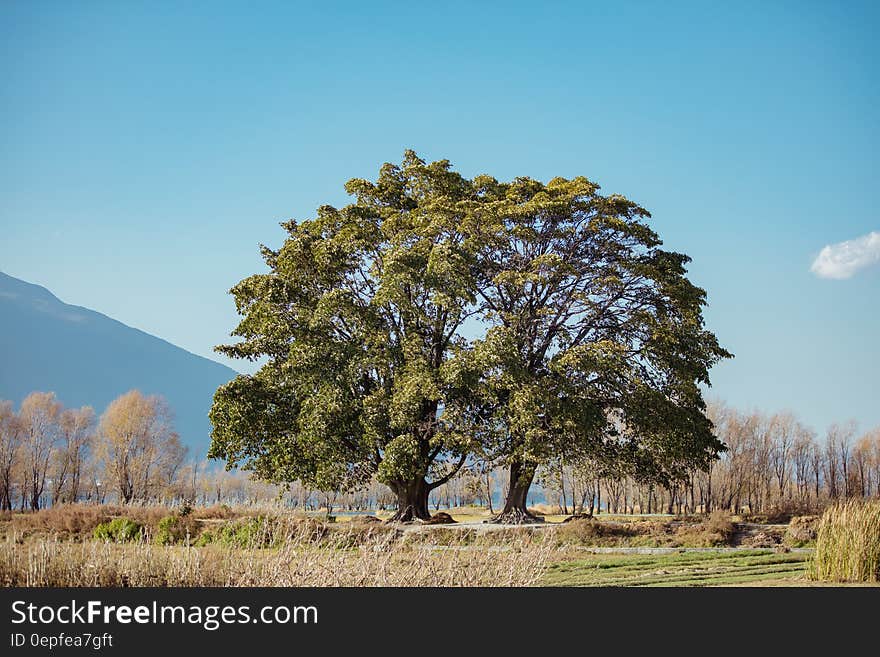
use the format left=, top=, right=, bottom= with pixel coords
left=209, top=152, right=730, bottom=523
left=210, top=152, right=482, bottom=520
left=468, top=175, right=731, bottom=521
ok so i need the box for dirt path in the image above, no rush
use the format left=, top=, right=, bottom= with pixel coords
left=393, top=519, right=806, bottom=554
left=415, top=544, right=813, bottom=554
left=394, top=520, right=548, bottom=533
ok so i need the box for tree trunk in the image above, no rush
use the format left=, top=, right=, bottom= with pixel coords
left=30, top=481, right=41, bottom=511
left=387, top=479, right=431, bottom=522
left=485, top=470, right=494, bottom=515
left=492, top=457, right=542, bottom=524
left=559, top=466, right=569, bottom=515
left=706, top=467, right=712, bottom=514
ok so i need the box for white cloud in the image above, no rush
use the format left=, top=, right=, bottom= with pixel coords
left=810, top=230, right=880, bottom=280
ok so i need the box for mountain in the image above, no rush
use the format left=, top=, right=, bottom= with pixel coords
left=0, top=272, right=237, bottom=458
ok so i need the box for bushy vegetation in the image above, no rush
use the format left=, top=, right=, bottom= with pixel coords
left=154, top=514, right=201, bottom=546
left=93, top=518, right=143, bottom=543
left=552, top=519, right=641, bottom=546
left=810, top=500, right=880, bottom=583
left=212, top=516, right=283, bottom=548
left=685, top=512, right=737, bottom=547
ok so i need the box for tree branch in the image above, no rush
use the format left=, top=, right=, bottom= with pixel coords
left=427, top=452, right=468, bottom=491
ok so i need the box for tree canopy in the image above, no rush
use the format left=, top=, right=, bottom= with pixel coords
left=209, top=151, right=731, bottom=521
left=466, top=174, right=731, bottom=519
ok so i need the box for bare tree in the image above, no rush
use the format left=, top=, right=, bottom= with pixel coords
left=19, top=392, right=63, bottom=510
left=869, top=430, right=880, bottom=498
left=769, top=413, right=796, bottom=502
left=791, top=426, right=816, bottom=504
left=852, top=435, right=872, bottom=498
left=0, top=401, right=24, bottom=510
left=96, top=390, right=186, bottom=503
left=51, top=406, right=95, bottom=504
left=751, top=414, right=774, bottom=512
left=824, top=422, right=856, bottom=499
left=810, top=441, right=825, bottom=504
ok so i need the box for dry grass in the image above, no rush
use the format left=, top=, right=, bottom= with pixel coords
left=192, top=504, right=238, bottom=520
left=527, top=503, right=561, bottom=516
left=0, top=527, right=554, bottom=587
left=810, top=500, right=880, bottom=583
left=545, top=550, right=811, bottom=587
left=785, top=515, right=820, bottom=547
left=0, top=504, right=296, bottom=543
left=5, top=505, right=169, bottom=540
left=0, top=510, right=555, bottom=586
left=745, top=502, right=817, bottom=525
left=1, top=505, right=745, bottom=550
left=551, top=519, right=640, bottom=546
left=674, top=511, right=736, bottom=547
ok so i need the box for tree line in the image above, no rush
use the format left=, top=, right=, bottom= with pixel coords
left=0, top=389, right=403, bottom=512
left=0, top=390, right=185, bottom=510
left=3, top=389, right=877, bottom=516
left=533, top=401, right=880, bottom=515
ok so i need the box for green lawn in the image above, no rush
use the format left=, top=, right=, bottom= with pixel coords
left=543, top=550, right=812, bottom=587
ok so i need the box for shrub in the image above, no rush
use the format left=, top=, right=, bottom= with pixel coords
left=192, top=515, right=337, bottom=549
left=194, top=530, right=216, bottom=547
left=93, top=518, right=143, bottom=543
left=155, top=514, right=201, bottom=546
left=551, top=519, right=637, bottom=546
left=810, top=500, right=880, bottom=583
left=216, top=516, right=280, bottom=548
left=670, top=512, right=736, bottom=547
left=704, top=511, right=736, bottom=544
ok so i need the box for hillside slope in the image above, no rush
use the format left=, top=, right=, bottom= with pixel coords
left=0, top=271, right=236, bottom=458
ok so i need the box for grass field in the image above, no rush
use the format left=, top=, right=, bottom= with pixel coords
left=11, top=503, right=880, bottom=587
left=543, top=550, right=812, bottom=587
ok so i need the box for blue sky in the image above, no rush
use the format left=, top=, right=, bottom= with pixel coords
left=1, top=1, right=878, bottom=437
